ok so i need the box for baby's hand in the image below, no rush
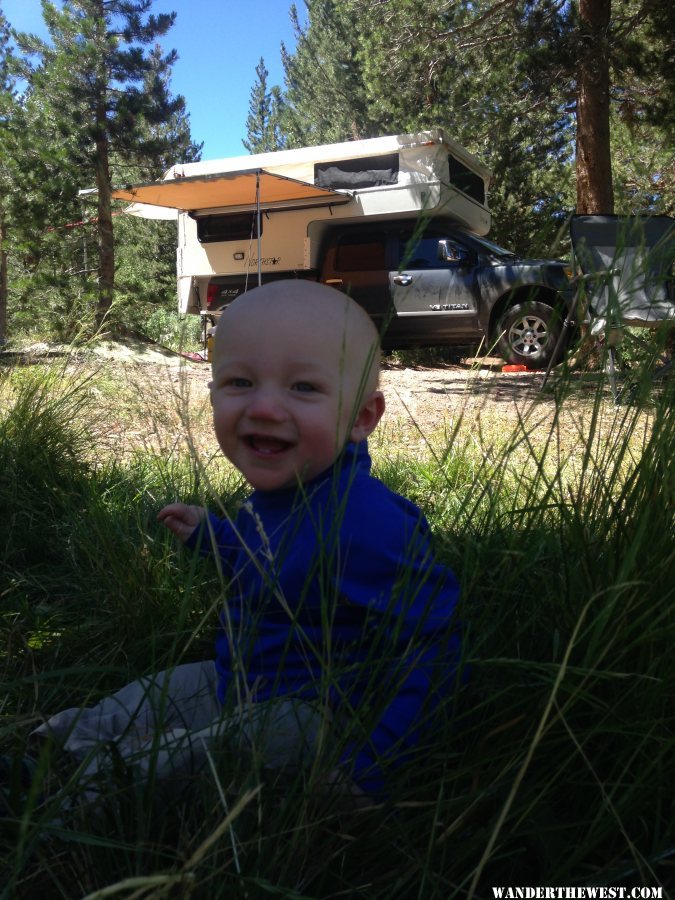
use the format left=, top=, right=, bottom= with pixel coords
left=157, top=503, right=207, bottom=544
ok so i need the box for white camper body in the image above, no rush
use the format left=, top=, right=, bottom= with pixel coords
left=113, top=130, right=492, bottom=315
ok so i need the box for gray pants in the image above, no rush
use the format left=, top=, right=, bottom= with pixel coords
left=33, top=661, right=325, bottom=806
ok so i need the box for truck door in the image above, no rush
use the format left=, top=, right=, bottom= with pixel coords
left=321, top=230, right=392, bottom=331
left=388, top=228, right=479, bottom=341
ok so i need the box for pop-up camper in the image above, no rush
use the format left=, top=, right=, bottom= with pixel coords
left=109, top=130, right=575, bottom=370
left=111, top=130, right=493, bottom=316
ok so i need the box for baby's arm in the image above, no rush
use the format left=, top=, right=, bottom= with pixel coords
left=157, top=503, right=206, bottom=544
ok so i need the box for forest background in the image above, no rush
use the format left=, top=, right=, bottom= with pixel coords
left=0, top=0, right=673, bottom=349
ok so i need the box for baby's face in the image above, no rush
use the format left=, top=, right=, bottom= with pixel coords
left=210, top=289, right=378, bottom=491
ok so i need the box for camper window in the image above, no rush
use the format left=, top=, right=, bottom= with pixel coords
left=314, top=153, right=399, bottom=190
left=196, top=213, right=261, bottom=244
left=448, top=157, right=486, bottom=205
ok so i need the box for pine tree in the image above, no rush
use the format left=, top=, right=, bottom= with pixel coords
left=280, top=0, right=373, bottom=147
left=0, top=7, right=15, bottom=342
left=243, top=57, right=285, bottom=154
left=510, top=0, right=674, bottom=214
left=114, top=43, right=202, bottom=320
left=16, top=0, right=186, bottom=332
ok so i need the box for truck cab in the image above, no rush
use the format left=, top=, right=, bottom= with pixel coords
left=318, top=220, right=573, bottom=366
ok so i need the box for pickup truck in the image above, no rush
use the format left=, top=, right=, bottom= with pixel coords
left=203, top=218, right=574, bottom=369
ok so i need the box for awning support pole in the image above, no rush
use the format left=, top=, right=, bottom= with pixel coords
left=256, top=171, right=262, bottom=286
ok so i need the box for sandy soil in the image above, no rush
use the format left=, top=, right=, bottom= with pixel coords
left=89, top=338, right=558, bottom=435
left=2, top=336, right=646, bottom=460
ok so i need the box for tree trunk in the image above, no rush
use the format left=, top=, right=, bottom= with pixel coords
left=94, top=101, right=115, bottom=332
left=576, top=0, right=614, bottom=214
left=0, top=207, right=7, bottom=343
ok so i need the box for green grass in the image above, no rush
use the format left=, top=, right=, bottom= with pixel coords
left=1, top=356, right=674, bottom=898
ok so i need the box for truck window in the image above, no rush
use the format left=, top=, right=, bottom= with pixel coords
left=399, top=232, right=470, bottom=269
left=315, top=153, right=399, bottom=190
left=196, top=212, right=261, bottom=244
left=335, top=233, right=387, bottom=271
left=399, top=234, right=448, bottom=269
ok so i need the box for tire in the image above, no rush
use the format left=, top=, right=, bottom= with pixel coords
left=497, top=301, right=562, bottom=369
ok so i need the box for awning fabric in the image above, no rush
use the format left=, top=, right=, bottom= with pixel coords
left=110, top=168, right=349, bottom=213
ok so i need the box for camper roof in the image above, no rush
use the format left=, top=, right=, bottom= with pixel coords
left=159, top=129, right=490, bottom=182
left=104, top=129, right=492, bottom=221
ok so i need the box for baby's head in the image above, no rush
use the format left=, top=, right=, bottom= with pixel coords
left=209, top=280, right=385, bottom=491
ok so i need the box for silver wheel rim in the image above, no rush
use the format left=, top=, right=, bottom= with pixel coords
left=508, top=314, right=549, bottom=357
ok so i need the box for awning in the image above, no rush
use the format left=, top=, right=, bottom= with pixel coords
left=110, top=168, right=350, bottom=214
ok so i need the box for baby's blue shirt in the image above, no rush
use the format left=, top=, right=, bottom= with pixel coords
left=189, top=440, right=462, bottom=793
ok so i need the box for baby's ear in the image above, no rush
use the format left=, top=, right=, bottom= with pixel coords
left=349, top=390, right=385, bottom=443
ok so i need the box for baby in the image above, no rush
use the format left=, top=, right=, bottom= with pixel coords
left=30, top=280, right=462, bottom=801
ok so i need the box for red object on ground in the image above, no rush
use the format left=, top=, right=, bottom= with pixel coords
left=502, top=364, right=532, bottom=373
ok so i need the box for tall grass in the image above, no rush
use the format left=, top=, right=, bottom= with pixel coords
left=1, top=357, right=674, bottom=898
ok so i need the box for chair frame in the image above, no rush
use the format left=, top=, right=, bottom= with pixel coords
left=542, top=214, right=675, bottom=401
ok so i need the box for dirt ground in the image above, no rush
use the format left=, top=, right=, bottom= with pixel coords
left=89, top=337, right=628, bottom=462
left=3, top=336, right=648, bottom=460
left=90, top=337, right=558, bottom=434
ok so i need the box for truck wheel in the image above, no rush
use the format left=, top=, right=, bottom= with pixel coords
left=497, top=301, right=562, bottom=369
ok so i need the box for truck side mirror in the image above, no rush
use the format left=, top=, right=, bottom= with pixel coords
left=439, top=240, right=468, bottom=265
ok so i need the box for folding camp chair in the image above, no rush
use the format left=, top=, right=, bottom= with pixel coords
left=543, top=214, right=675, bottom=401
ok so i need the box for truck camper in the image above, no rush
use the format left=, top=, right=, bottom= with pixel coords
left=111, top=130, right=574, bottom=368
left=114, top=130, right=491, bottom=309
